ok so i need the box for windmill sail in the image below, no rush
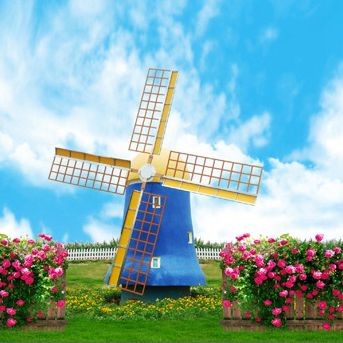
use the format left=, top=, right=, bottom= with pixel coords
left=49, top=148, right=131, bottom=195
left=162, top=151, right=263, bottom=205
left=129, top=68, right=178, bottom=155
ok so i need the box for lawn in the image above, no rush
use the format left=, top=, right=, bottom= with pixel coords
left=1, top=260, right=342, bottom=343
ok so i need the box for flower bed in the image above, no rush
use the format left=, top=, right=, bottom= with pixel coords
left=220, top=233, right=342, bottom=331
left=67, top=286, right=222, bottom=320
left=0, top=233, right=68, bottom=328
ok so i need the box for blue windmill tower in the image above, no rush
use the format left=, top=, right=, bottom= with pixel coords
left=49, top=68, right=263, bottom=302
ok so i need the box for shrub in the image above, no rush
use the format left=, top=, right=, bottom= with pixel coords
left=0, top=233, right=68, bottom=327
left=220, top=233, right=343, bottom=330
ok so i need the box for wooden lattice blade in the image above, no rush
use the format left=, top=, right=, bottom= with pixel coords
left=48, top=147, right=131, bottom=195
left=129, top=68, right=178, bottom=155
left=107, top=190, right=141, bottom=286
left=119, top=192, right=167, bottom=295
left=162, top=150, right=263, bottom=205
left=152, top=71, right=178, bottom=155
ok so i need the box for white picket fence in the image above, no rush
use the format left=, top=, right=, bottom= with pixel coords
left=67, top=248, right=222, bottom=261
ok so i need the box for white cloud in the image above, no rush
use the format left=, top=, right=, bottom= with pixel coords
left=0, top=207, right=33, bottom=239
left=227, top=112, right=271, bottom=151
left=195, top=0, right=221, bottom=37
left=100, top=201, right=124, bottom=219
left=193, top=68, right=343, bottom=243
left=260, top=27, right=279, bottom=43
left=83, top=217, right=117, bottom=242
left=0, top=1, right=242, bottom=189
left=305, top=68, right=343, bottom=178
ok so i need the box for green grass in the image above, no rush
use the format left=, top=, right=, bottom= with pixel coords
left=1, top=314, right=342, bottom=343
left=66, top=260, right=222, bottom=289
left=67, top=261, right=111, bottom=289
left=1, top=261, right=342, bottom=342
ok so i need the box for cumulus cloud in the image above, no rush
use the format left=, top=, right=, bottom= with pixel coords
left=83, top=198, right=124, bottom=242
left=193, top=68, right=343, bottom=243
left=83, top=217, right=118, bottom=243
left=227, top=112, right=272, bottom=151
left=0, top=207, right=33, bottom=238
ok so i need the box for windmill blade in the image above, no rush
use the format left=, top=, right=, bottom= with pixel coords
left=49, top=147, right=131, bottom=195
left=118, top=191, right=167, bottom=295
left=129, top=68, right=178, bottom=155
left=162, top=151, right=263, bottom=205
left=107, top=190, right=142, bottom=286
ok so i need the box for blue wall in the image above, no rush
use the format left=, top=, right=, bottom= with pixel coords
left=120, top=182, right=206, bottom=286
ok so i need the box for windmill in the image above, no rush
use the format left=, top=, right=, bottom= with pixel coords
left=48, top=68, right=263, bottom=301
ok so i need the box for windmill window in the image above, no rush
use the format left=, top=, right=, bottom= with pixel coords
left=152, top=195, right=161, bottom=209
left=188, top=231, right=193, bottom=244
left=151, top=257, right=160, bottom=269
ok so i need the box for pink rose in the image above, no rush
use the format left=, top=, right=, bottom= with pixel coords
left=333, top=246, right=341, bottom=254
left=312, top=271, right=322, bottom=280
left=0, top=305, right=6, bottom=312
left=243, top=311, right=251, bottom=318
left=300, top=285, right=308, bottom=291
left=264, top=299, right=272, bottom=306
left=280, top=239, right=288, bottom=246
left=12, top=238, right=20, bottom=243
left=6, top=318, right=17, bottom=327
left=6, top=307, right=16, bottom=316
left=322, top=322, right=331, bottom=331
left=16, top=299, right=25, bottom=306
left=222, top=299, right=232, bottom=308
left=285, top=265, right=295, bottom=274
left=279, top=290, right=288, bottom=297
left=292, top=247, right=299, bottom=254
left=324, top=250, right=335, bottom=258
left=0, top=290, right=9, bottom=297
left=277, top=259, right=286, bottom=268
left=315, top=233, right=324, bottom=242
left=268, top=237, right=276, bottom=243
left=318, top=301, right=327, bottom=309
left=271, top=318, right=282, bottom=327
left=316, top=280, right=325, bottom=289
left=2, top=259, right=11, bottom=269
left=56, top=300, right=66, bottom=308
left=285, top=297, right=292, bottom=304
left=332, top=289, right=340, bottom=297
left=42, top=244, right=50, bottom=252
left=272, top=307, right=282, bottom=316
left=253, top=239, right=261, bottom=244
left=328, top=265, right=336, bottom=274
left=299, top=273, right=307, bottom=281
left=306, top=248, right=316, bottom=257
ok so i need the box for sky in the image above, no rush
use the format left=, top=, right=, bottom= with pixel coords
left=0, top=0, right=343, bottom=244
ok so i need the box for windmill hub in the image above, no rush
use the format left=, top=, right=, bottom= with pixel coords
left=138, top=163, right=156, bottom=182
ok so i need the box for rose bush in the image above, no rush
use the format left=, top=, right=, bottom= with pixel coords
left=0, top=233, right=68, bottom=327
left=220, top=233, right=342, bottom=330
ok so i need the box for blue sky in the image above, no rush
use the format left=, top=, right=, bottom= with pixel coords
left=0, top=0, right=343, bottom=243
